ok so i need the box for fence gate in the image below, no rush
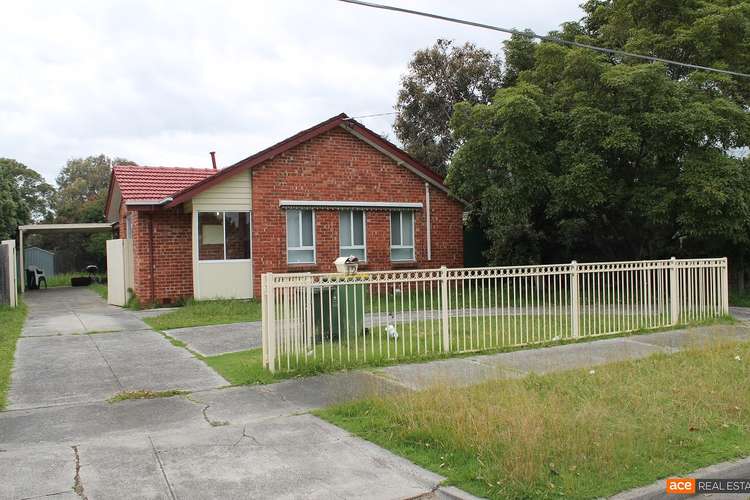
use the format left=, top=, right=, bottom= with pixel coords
left=106, top=239, right=134, bottom=306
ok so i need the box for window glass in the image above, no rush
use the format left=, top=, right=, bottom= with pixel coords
left=301, top=210, right=314, bottom=246
left=287, top=209, right=315, bottom=264
left=352, top=211, right=364, bottom=246
left=225, top=212, right=251, bottom=260
left=390, top=210, right=415, bottom=261
left=287, top=210, right=301, bottom=248
left=390, top=211, right=401, bottom=245
left=402, top=211, right=413, bottom=246
left=339, top=211, right=351, bottom=247
left=198, top=212, right=225, bottom=260
left=339, top=210, right=366, bottom=261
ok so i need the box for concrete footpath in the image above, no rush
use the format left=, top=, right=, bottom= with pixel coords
left=2, top=294, right=749, bottom=498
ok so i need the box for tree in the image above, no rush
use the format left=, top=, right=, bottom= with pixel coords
left=0, top=167, right=28, bottom=241
left=0, top=158, right=54, bottom=222
left=448, top=0, right=750, bottom=280
left=47, top=155, right=135, bottom=271
left=394, top=39, right=502, bottom=173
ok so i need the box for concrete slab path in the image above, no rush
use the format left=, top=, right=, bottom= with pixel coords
left=165, top=322, right=262, bottom=356
left=7, top=288, right=227, bottom=410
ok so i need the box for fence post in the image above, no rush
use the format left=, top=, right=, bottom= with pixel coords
left=721, top=257, right=729, bottom=314
left=570, top=261, right=580, bottom=338
left=440, top=266, right=450, bottom=352
left=670, top=257, right=679, bottom=325
left=264, top=272, right=276, bottom=373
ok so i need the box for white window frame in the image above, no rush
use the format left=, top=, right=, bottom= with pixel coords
left=286, top=209, right=316, bottom=264
left=339, top=210, right=366, bottom=261
left=390, top=210, right=415, bottom=262
left=197, top=210, right=252, bottom=263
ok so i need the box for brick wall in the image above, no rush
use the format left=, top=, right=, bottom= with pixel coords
left=251, top=126, right=464, bottom=296
left=128, top=207, right=193, bottom=305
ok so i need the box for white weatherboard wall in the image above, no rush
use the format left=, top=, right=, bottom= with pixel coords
left=192, top=170, right=253, bottom=300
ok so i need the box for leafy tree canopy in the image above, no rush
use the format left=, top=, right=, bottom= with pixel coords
left=446, top=0, right=750, bottom=273
left=0, top=158, right=54, bottom=223
left=394, top=39, right=502, bottom=173
left=0, top=167, right=28, bottom=241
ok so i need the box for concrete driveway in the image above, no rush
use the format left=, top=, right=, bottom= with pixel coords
left=7, top=288, right=227, bottom=410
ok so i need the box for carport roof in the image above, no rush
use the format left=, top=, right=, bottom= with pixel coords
left=18, top=223, right=115, bottom=233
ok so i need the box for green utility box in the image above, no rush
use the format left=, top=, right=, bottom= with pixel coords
left=312, top=279, right=365, bottom=342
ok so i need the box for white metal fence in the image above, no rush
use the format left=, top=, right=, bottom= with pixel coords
left=260, top=258, right=729, bottom=373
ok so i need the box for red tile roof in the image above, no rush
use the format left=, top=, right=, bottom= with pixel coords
left=112, top=165, right=217, bottom=201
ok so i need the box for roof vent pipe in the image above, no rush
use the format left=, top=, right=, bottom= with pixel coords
left=210, top=151, right=217, bottom=170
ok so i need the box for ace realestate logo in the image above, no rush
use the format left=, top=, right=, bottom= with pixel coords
left=666, top=478, right=696, bottom=494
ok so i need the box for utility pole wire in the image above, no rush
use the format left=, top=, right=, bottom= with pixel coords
left=337, top=0, right=750, bottom=80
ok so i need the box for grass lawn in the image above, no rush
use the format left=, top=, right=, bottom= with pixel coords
left=144, top=299, right=262, bottom=330
left=201, top=349, right=279, bottom=385
left=271, top=313, right=731, bottom=373
left=318, top=340, right=750, bottom=499
left=0, top=302, right=26, bottom=410
left=46, top=272, right=106, bottom=288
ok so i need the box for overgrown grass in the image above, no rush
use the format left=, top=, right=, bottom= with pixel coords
left=144, top=299, right=262, bottom=330
left=0, top=302, right=26, bottom=410
left=107, top=389, right=187, bottom=403
left=319, top=340, right=750, bottom=499
left=46, top=272, right=106, bottom=288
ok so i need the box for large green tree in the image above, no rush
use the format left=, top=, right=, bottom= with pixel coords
left=446, top=0, right=750, bottom=285
left=47, top=155, right=134, bottom=271
left=0, top=158, right=54, bottom=222
left=394, top=39, right=502, bottom=173
left=0, top=168, right=28, bottom=241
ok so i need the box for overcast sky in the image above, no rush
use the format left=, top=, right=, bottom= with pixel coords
left=1, top=1, right=583, bottom=183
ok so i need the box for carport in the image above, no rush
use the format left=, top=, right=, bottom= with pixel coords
left=18, top=223, right=116, bottom=293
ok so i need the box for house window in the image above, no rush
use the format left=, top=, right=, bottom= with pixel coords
left=287, top=209, right=315, bottom=264
left=339, top=210, right=366, bottom=261
left=390, top=210, right=414, bottom=261
left=198, top=211, right=251, bottom=261
left=125, top=213, right=133, bottom=239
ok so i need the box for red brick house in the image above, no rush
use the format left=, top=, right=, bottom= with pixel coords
left=104, top=113, right=465, bottom=305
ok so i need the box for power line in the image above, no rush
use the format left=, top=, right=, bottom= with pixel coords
left=346, top=111, right=399, bottom=120
left=338, top=0, right=750, bottom=80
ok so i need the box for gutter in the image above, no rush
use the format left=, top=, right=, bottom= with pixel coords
left=125, top=197, right=174, bottom=207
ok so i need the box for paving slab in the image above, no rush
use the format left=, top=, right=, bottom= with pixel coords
left=633, top=324, right=750, bottom=350
left=151, top=414, right=445, bottom=500
left=8, top=335, right=122, bottom=409
left=165, top=321, right=262, bottom=356
left=0, top=396, right=206, bottom=449
left=91, top=329, right=228, bottom=392
left=0, top=444, right=76, bottom=499
left=471, top=337, right=670, bottom=375
left=730, top=306, right=750, bottom=322
left=374, top=357, right=520, bottom=391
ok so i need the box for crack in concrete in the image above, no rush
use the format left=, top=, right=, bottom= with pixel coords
left=87, top=336, right=124, bottom=390
left=185, top=394, right=229, bottom=427
left=148, top=435, right=177, bottom=500
left=71, top=445, right=87, bottom=500
left=231, top=424, right=262, bottom=447
left=20, top=491, right=74, bottom=500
